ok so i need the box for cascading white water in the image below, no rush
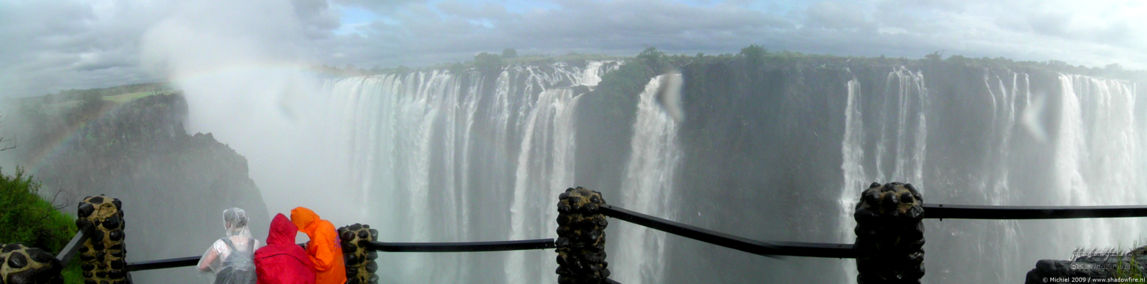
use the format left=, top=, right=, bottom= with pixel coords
left=838, top=67, right=929, bottom=283
left=324, top=62, right=618, bottom=283
left=976, top=70, right=1026, bottom=279
left=838, top=67, right=1145, bottom=283
left=1053, top=74, right=1145, bottom=254
left=506, top=87, right=581, bottom=284
left=877, top=67, right=929, bottom=184
left=613, top=73, right=685, bottom=283
left=838, top=78, right=864, bottom=283
left=838, top=67, right=929, bottom=216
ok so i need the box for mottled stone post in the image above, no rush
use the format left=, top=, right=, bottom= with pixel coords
left=0, top=243, right=63, bottom=283
left=338, top=223, right=379, bottom=284
left=555, top=187, right=609, bottom=283
left=854, top=182, right=925, bottom=284
left=77, top=195, right=129, bottom=283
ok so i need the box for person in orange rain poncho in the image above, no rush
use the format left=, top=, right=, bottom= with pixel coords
left=289, top=207, right=347, bottom=284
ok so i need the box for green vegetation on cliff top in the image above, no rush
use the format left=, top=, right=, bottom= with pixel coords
left=0, top=168, right=81, bottom=281
left=349, top=45, right=1144, bottom=82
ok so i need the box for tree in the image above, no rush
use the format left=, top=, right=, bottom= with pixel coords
left=636, top=47, right=666, bottom=71
left=474, top=52, right=503, bottom=75
left=738, top=44, right=766, bottom=64
left=449, top=62, right=467, bottom=75
left=0, top=114, right=13, bottom=151
left=925, top=51, right=944, bottom=61
left=0, top=169, right=76, bottom=252
left=502, top=48, right=518, bottom=59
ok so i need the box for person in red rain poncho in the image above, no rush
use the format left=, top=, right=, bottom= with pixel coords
left=255, top=213, right=316, bottom=284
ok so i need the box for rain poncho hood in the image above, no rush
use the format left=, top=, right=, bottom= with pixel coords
left=267, top=213, right=301, bottom=247
left=255, top=213, right=315, bottom=284
left=200, top=207, right=258, bottom=284
left=290, top=207, right=346, bottom=284
left=224, top=207, right=254, bottom=239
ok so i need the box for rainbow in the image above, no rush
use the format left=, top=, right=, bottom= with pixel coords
left=23, top=60, right=340, bottom=172
left=24, top=100, right=124, bottom=171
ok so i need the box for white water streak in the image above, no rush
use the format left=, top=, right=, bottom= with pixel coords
left=838, top=67, right=929, bottom=283
left=614, top=73, right=684, bottom=283
left=328, top=62, right=613, bottom=283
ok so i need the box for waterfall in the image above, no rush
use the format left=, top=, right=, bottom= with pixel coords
left=188, top=56, right=1142, bottom=283
left=838, top=78, right=864, bottom=283
left=324, top=62, right=617, bottom=283
left=506, top=87, right=581, bottom=284
left=837, top=67, right=930, bottom=283
left=1053, top=74, right=1144, bottom=253
left=613, top=73, right=685, bottom=283
left=876, top=66, right=929, bottom=184
left=837, top=67, right=1144, bottom=283
left=837, top=67, right=929, bottom=215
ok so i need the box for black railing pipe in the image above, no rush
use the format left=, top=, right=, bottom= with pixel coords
left=368, top=239, right=557, bottom=252
left=923, top=204, right=1147, bottom=219
left=599, top=205, right=856, bottom=258
left=55, top=231, right=86, bottom=263
left=126, top=256, right=200, bottom=271
left=122, top=240, right=556, bottom=272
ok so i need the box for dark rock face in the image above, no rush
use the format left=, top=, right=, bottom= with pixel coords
left=2, top=93, right=269, bottom=283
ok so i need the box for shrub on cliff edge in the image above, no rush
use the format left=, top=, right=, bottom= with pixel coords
left=0, top=168, right=76, bottom=252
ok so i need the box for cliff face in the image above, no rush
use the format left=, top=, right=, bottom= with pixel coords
left=569, top=55, right=1146, bottom=283
left=1, top=93, right=269, bottom=283
left=315, top=55, right=1145, bottom=283
left=660, top=58, right=1144, bottom=284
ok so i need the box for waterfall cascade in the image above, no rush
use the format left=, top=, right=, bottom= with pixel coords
left=324, top=62, right=642, bottom=283
left=614, top=73, right=685, bottom=283
left=837, top=66, right=1143, bottom=283
left=185, top=59, right=1144, bottom=284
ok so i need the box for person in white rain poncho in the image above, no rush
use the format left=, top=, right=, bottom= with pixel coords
left=198, top=207, right=260, bottom=284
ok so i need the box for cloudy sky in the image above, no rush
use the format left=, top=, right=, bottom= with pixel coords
left=2, top=0, right=1145, bottom=97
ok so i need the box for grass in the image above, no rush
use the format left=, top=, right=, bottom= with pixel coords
left=0, top=167, right=80, bottom=281
left=103, top=91, right=160, bottom=104
left=1115, top=256, right=1147, bottom=283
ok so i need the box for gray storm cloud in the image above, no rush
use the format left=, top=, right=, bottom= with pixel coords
left=3, top=0, right=1146, bottom=98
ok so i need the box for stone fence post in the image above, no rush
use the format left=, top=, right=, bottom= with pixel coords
left=854, top=182, right=925, bottom=284
left=77, top=195, right=128, bottom=283
left=555, top=187, right=609, bottom=283
left=339, top=223, right=379, bottom=284
left=0, top=243, right=63, bottom=283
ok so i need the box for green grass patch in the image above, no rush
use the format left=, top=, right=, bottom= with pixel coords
left=0, top=167, right=80, bottom=281
left=103, top=91, right=159, bottom=104
left=1115, top=256, right=1147, bottom=283
left=62, top=261, right=82, bottom=283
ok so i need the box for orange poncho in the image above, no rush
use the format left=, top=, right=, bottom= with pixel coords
left=290, top=207, right=347, bottom=284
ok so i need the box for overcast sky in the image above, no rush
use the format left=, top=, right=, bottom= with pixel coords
left=2, top=0, right=1145, bottom=97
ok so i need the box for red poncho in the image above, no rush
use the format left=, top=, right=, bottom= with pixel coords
left=255, top=213, right=317, bottom=284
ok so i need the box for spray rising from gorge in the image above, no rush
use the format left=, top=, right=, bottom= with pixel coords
left=139, top=38, right=1147, bottom=283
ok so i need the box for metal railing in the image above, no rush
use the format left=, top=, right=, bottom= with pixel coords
left=51, top=203, right=1147, bottom=279
left=600, top=205, right=857, bottom=258
left=368, top=239, right=556, bottom=252
left=922, top=204, right=1147, bottom=219
left=120, top=240, right=558, bottom=272
left=55, top=231, right=86, bottom=263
